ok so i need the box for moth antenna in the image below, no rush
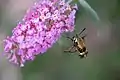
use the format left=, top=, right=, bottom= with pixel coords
left=62, top=35, right=73, bottom=41
left=78, top=28, right=86, bottom=35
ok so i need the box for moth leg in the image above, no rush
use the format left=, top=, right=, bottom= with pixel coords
left=69, top=48, right=77, bottom=53
left=64, top=46, right=74, bottom=52
left=64, top=46, right=77, bottom=53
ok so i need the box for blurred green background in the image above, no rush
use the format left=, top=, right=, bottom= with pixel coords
left=0, top=0, right=120, bottom=80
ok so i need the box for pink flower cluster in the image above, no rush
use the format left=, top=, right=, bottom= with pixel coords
left=3, top=0, right=77, bottom=67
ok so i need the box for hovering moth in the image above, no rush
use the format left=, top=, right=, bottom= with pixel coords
left=64, top=28, right=88, bottom=58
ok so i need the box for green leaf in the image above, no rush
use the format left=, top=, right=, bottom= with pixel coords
left=78, top=0, right=100, bottom=21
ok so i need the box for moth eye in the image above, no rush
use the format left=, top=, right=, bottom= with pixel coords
left=82, top=47, right=86, bottom=52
